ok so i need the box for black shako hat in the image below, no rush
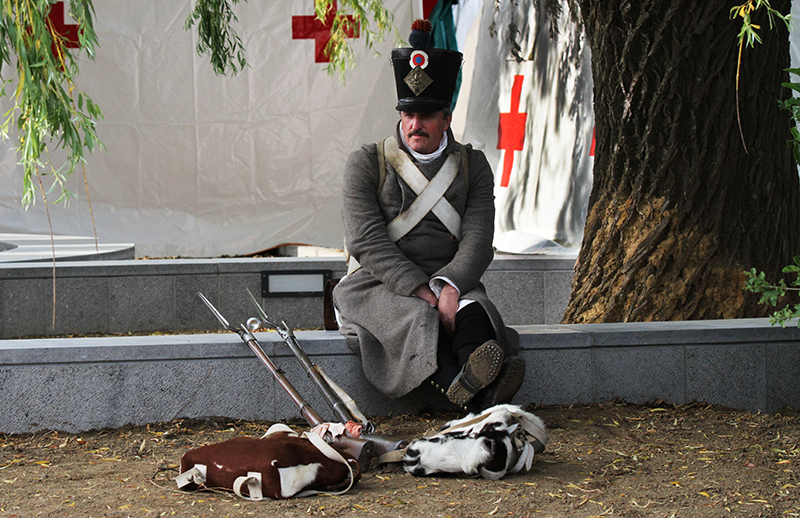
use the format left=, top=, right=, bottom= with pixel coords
left=391, top=19, right=462, bottom=113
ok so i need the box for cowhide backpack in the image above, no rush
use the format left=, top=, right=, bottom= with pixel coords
left=176, top=424, right=361, bottom=500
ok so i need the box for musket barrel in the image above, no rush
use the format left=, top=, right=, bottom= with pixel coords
left=241, top=333, right=324, bottom=427
left=244, top=290, right=365, bottom=427
left=235, top=290, right=407, bottom=468
left=281, top=326, right=358, bottom=425
left=197, top=292, right=389, bottom=467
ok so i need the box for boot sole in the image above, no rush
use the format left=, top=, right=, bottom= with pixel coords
left=446, top=341, right=504, bottom=406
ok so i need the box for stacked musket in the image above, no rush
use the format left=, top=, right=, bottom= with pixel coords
left=197, top=291, right=408, bottom=469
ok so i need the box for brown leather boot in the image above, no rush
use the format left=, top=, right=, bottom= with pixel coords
left=445, top=340, right=504, bottom=406
left=478, top=356, right=526, bottom=410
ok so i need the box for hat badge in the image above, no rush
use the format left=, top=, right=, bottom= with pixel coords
left=409, top=50, right=429, bottom=69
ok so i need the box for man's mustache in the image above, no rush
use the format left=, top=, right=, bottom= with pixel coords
left=408, top=129, right=430, bottom=138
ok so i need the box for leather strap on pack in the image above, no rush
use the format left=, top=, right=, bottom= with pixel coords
left=375, top=447, right=408, bottom=466
left=175, top=464, right=207, bottom=489
left=293, top=430, right=356, bottom=498
left=234, top=424, right=357, bottom=500
left=233, top=471, right=264, bottom=501
left=433, top=409, right=548, bottom=447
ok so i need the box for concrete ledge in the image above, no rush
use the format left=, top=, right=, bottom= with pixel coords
left=3, top=318, right=800, bottom=433
left=0, top=254, right=577, bottom=339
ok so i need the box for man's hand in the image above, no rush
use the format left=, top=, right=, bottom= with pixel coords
left=437, top=283, right=459, bottom=336
left=413, top=284, right=438, bottom=307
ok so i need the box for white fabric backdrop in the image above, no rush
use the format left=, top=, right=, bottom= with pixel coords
left=0, top=1, right=410, bottom=257
left=6, top=1, right=793, bottom=257
left=457, top=0, right=593, bottom=251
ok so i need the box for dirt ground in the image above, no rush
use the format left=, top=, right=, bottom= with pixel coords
left=2, top=401, right=799, bottom=518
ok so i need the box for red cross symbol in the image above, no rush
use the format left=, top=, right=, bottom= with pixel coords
left=497, top=75, right=527, bottom=188
left=47, top=1, right=80, bottom=52
left=292, top=2, right=359, bottom=63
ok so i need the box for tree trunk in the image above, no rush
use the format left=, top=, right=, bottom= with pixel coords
left=563, top=0, right=800, bottom=323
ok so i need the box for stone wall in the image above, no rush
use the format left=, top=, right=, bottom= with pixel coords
left=0, top=254, right=577, bottom=339
left=2, top=318, right=799, bottom=433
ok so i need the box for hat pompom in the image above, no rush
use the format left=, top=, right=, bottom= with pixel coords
left=409, top=19, right=432, bottom=49
left=411, top=19, right=433, bottom=33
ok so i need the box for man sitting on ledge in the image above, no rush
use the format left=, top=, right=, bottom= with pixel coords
left=333, top=20, right=525, bottom=412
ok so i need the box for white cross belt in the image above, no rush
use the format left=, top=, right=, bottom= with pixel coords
left=383, top=136, right=462, bottom=242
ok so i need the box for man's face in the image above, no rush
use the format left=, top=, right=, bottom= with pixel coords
left=400, top=110, right=452, bottom=154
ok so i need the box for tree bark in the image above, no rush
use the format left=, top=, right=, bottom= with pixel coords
left=563, top=0, right=800, bottom=322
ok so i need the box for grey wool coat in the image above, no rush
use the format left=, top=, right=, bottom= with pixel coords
left=333, top=128, right=518, bottom=398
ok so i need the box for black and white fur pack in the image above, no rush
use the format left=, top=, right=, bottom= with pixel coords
left=403, top=404, right=548, bottom=480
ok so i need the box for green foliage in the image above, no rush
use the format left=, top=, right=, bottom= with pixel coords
left=743, top=50, right=800, bottom=329
left=730, top=0, right=791, bottom=49
left=319, top=0, right=396, bottom=82
left=0, top=0, right=104, bottom=208
left=747, top=64, right=800, bottom=328
left=185, top=0, right=396, bottom=83
left=185, top=0, right=247, bottom=76
left=729, top=1, right=791, bottom=153
left=744, top=257, right=800, bottom=327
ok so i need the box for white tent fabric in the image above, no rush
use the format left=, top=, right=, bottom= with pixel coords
left=456, top=0, right=593, bottom=251
left=0, top=1, right=411, bottom=257
left=5, top=1, right=794, bottom=258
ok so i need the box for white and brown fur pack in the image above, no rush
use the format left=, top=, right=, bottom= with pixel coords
left=403, top=404, right=547, bottom=480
